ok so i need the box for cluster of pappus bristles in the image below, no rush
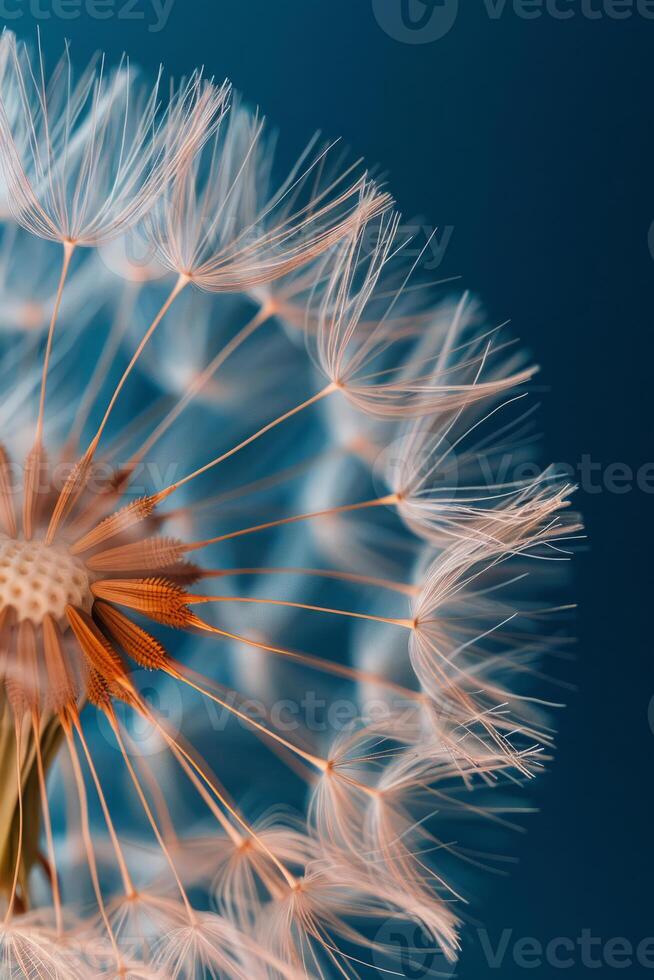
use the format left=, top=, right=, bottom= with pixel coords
left=0, top=29, right=580, bottom=980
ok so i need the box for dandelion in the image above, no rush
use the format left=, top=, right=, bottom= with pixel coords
left=143, top=101, right=391, bottom=295
left=0, top=33, right=579, bottom=979
left=0, top=33, right=228, bottom=250
left=310, top=216, right=536, bottom=418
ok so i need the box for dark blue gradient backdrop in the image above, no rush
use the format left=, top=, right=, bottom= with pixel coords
left=6, top=2, right=653, bottom=977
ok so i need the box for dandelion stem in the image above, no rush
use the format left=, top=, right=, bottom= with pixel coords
left=193, top=617, right=421, bottom=698
left=207, top=565, right=419, bottom=596
left=187, top=593, right=414, bottom=629
left=126, top=300, right=275, bottom=472
left=45, top=274, right=188, bottom=543
left=184, top=493, right=399, bottom=549
left=62, top=719, right=121, bottom=959
left=71, top=714, right=135, bottom=898
left=166, top=660, right=328, bottom=772
left=137, top=702, right=297, bottom=887
left=162, top=445, right=338, bottom=523
left=35, top=240, right=75, bottom=447
left=4, top=721, right=24, bottom=924
left=31, top=715, right=63, bottom=934
left=155, top=382, right=338, bottom=501
left=88, top=272, right=189, bottom=454
left=66, top=280, right=141, bottom=453
left=164, top=736, right=245, bottom=847
left=105, top=708, right=195, bottom=920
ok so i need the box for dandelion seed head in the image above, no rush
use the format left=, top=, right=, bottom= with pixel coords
left=0, top=535, right=92, bottom=626
left=0, top=30, right=580, bottom=979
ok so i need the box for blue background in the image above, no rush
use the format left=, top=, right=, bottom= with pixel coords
left=5, top=1, right=653, bottom=976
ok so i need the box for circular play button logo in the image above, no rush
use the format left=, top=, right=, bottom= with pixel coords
left=373, top=0, right=459, bottom=44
